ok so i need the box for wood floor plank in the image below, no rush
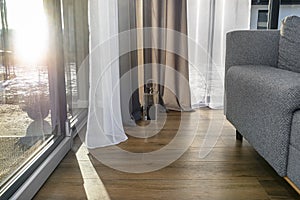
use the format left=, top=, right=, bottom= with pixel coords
left=90, top=160, right=276, bottom=181
left=101, top=179, right=269, bottom=200
left=34, top=182, right=87, bottom=200
left=33, top=110, right=300, bottom=200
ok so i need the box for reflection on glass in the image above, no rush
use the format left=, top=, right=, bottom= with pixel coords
left=62, top=0, right=89, bottom=120
left=0, top=0, right=54, bottom=187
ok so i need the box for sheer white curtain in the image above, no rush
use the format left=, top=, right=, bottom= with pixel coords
left=86, top=0, right=128, bottom=148
left=187, top=0, right=251, bottom=109
left=85, top=0, right=251, bottom=148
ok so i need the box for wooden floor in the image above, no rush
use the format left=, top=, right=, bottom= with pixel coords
left=33, top=109, right=300, bottom=200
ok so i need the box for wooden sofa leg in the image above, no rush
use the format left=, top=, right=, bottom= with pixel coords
left=236, top=130, right=243, bottom=141
left=284, top=177, right=300, bottom=195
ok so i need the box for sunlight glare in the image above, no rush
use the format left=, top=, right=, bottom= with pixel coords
left=7, top=0, right=48, bottom=65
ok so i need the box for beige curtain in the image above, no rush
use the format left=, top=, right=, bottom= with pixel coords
left=118, top=0, right=142, bottom=122
left=138, top=0, right=191, bottom=111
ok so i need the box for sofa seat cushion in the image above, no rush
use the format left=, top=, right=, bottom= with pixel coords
left=278, top=16, right=300, bottom=73
left=225, top=65, right=300, bottom=176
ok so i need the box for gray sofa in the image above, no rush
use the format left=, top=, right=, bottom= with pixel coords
left=225, top=16, right=300, bottom=188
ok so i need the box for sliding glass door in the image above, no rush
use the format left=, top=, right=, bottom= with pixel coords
left=0, top=0, right=67, bottom=198
left=0, top=0, right=89, bottom=198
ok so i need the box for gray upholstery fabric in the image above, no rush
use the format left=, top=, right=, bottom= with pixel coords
left=225, top=30, right=280, bottom=74
left=226, top=65, right=300, bottom=176
left=290, top=110, right=300, bottom=150
left=278, top=16, right=300, bottom=73
left=224, top=30, right=280, bottom=115
left=288, top=111, right=300, bottom=187
left=287, top=146, right=300, bottom=188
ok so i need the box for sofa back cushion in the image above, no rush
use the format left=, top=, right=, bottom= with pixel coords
left=278, top=16, right=300, bottom=73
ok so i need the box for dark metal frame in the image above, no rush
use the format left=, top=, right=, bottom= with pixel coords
left=268, top=0, right=281, bottom=29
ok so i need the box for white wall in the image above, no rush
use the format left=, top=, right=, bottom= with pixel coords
left=250, top=4, right=300, bottom=29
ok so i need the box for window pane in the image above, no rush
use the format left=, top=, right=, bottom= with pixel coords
left=0, top=0, right=56, bottom=187
left=279, top=1, right=300, bottom=25
left=257, top=10, right=268, bottom=29
left=62, top=0, right=89, bottom=121
left=251, top=0, right=300, bottom=29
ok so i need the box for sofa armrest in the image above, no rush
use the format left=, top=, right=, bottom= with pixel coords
left=225, top=30, right=280, bottom=74
left=225, top=65, right=300, bottom=176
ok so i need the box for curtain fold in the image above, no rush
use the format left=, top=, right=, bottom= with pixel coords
left=86, top=0, right=127, bottom=148
left=118, top=0, right=192, bottom=125
left=118, top=0, right=141, bottom=124
left=187, top=0, right=251, bottom=109
left=85, top=0, right=251, bottom=148
left=139, top=0, right=192, bottom=112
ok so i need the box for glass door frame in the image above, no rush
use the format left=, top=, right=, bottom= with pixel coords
left=268, top=0, right=281, bottom=29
